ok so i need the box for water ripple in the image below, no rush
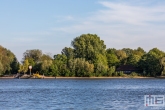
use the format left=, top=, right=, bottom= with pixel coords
left=0, top=79, right=165, bottom=109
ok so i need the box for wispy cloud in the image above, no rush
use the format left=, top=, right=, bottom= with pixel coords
left=2, top=0, right=165, bottom=62
left=52, top=1, right=165, bottom=51
left=98, top=1, right=165, bottom=24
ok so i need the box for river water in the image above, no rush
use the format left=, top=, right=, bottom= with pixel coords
left=0, top=78, right=165, bottom=110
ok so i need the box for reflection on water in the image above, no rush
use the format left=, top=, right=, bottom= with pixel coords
left=0, top=78, right=165, bottom=110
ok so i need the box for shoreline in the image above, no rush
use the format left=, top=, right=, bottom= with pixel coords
left=0, top=76, right=155, bottom=79
left=55, top=76, right=155, bottom=79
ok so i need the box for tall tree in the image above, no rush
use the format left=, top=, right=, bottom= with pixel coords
left=127, top=54, right=141, bottom=66
left=0, top=45, right=18, bottom=75
left=53, top=54, right=68, bottom=76
left=106, top=48, right=116, bottom=54
left=134, top=47, right=146, bottom=57
left=22, top=49, right=44, bottom=73
left=40, top=54, right=53, bottom=74
left=19, top=59, right=29, bottom=74
left=115, top=50, right=127, bottom=65
left=0, top=62, right=4, bottom=76
left=71, top=34, right=106, bottom=63
left=139, top=48, right=165, bottom=76
left=23, top=49, right=42, bottom=63
left=23, top=59, right=29, bottom=74
left=122, top=48, right=133, bottom=56
left=106, top=53, right=119, bottom=67
left=61, top=47, right=74, bottom=60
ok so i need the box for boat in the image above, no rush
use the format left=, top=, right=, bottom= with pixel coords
left=32, top=72, right=43, bottom=79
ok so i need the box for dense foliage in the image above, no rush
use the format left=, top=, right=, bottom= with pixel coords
left=0, top=45, right=19, bottom=76
left=1, top=33, right=165, bottom=77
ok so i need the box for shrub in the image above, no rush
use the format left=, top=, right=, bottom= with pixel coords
left=130, top=72, right=138, bottom=77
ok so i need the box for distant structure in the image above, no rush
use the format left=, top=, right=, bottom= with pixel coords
left=116, top=65, right=141, bottom=74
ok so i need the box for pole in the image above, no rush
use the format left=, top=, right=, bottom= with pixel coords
left=29, top=66, right=32, bottom=76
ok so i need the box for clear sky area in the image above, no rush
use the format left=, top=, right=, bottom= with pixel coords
left=0, top=0, right=165, bottom=61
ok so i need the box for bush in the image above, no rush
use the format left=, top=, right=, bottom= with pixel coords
left=112, top=72, right=118, bottom=76
left=130, top=72, right=138, bottom=77
left=118, top=71, right=124, bottom=76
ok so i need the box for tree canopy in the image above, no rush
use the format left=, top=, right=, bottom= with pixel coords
left=0, top=45, right=19, bottom=75
left=71, top=34, right=106, bottom=63
left=1, top=33, right=165, bottom=77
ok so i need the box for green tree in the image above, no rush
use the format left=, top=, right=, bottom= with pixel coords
left=0, top=62, right=4, bottom=76
left=71, top=34, right=106, bottom=63
left=122, top=48, right=133, bottom=56
left=61, top=47, right=74, bottom=60
left=40, top=54, right=53, bottom=73
left=23, top=49, right=42, bottom=63
left=94, top=54, right=108, bottom=76
left=49, top=64, right=59, bottom=77
left=106, top=53, right=119, bottom=67
left=68, top=58, right=94, bottom=77
left=115, top=50, right=127, bottom=65
left=10, top=58, right=19, bottom=74
left=41, top=60, right=52, bottom=74
left=107, top=66, right=115, bottom=76
left=0, top=45, right=18, bottom=75
left=22, top=49, right=43, bottom=73
left=19, top=59, right=29, bottom=74
left=123, top=47, right=145, bottom=67
left=23, top=59, right=29, bottom=74
left=134, top=47, right=146, bottom=57
left=18, top=64, right=24, bottom=73
left=106, top=48, right=116, bottom=54
left=53, top=54, right=68, bottom=76
left=127, top=54, right=141, bottom=66
left=139, top=48, right=165, bottom=76
left=160, top=57, right=165, bottom=76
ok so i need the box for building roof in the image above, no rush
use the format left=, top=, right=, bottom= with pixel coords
left=116, top=65, right=140, bottom=71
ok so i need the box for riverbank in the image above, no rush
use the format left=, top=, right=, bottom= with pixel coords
left=55, top=76, right=154, bottom=79
left=0, top=76, right=15, bottom=79
left=0, top=76, right=155, bottom=79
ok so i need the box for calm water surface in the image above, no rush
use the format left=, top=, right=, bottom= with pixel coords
left=0, top=78, right=165, bottom=110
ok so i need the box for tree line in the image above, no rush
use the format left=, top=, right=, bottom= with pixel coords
left=0, top=45, right=19, bottom=76
left=1, top=34, right=165, bottom=77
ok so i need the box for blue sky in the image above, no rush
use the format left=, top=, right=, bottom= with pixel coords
left=0, top=0, right=165, bottom=61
